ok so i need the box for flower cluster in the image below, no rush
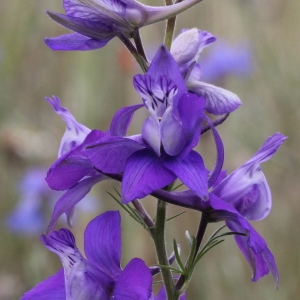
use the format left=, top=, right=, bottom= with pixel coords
left=22, top=0, right=286, bottom=299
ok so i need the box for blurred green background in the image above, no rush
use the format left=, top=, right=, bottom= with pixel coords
left=0, top=0, right=299, bottom=299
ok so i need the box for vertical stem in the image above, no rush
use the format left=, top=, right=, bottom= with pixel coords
left=151, top=200, right=177, bottom=300
left=164, top=0, right=179, bottom=49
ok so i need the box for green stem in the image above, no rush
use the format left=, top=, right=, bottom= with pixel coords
left=116, top=31, right=148, bottom=73
left=151, top=200, right=177, bottom=300
left=164, top=0, right=179, bottom=49
left=175, top=212, right=208, bottom=294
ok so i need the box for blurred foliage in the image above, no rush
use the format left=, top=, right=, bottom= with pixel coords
left=0, top=0, right=299, bottom=299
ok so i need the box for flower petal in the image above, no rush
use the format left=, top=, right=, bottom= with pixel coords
left=205, top=116, right=224, bottom=188
left=46, top=11, right=115, bottom=40
left=45, top=32, right=112, bottom=51
left=122, top=149, right=176, bottom=203
left=146, top=45, right=186, bottom=105
left=85, top=135, right=144, bottom=173
left=160, top=106, right=186, bottom=156
left=213, top=133, right=286, bottom=220
left=46, top=175, right=106, bottom=232
left=113, top=258, right=152, bottom=300
left=110, top=104, right=144, bottom=137
left=45, top=96, right=91, bottom=157
left=209, top=194, right=279, bottom=287
left=42, top=228, right=112, bottom=299
left=171, top=28, right=216, bottom=72
left=187, top=81, right=242, bottom=115
left=20, top=269, right=65, bottom=300
left=142, top=115, right=161, bottom=156
left=164, top=151, right=208, bottom=199
left=84, top=211, right=122, bottom=278
left=46, top=130, right=104, bottom=191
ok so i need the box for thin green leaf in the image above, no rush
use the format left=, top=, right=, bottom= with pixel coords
left=166, top=211, right=186, bottom=221
left=156, top=264, right=185, bottom=274
left=194, top=240, right=224, bottom=265
left=173, top=239, right=185, bottom=272
left=106, top=191, right=143, bottom=225
left=172, top=182, right=184, bottom=191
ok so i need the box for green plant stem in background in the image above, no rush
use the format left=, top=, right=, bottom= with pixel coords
left=151, top=200, right=178, bottom=300
left=164, top=0, right=177, bottom=49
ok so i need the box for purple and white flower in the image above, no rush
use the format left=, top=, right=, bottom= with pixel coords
left=171, top=28, right=242, bottom=115
left=153, top=132, right=286, bottom=285
left=21, top=211, right=153, bottom=299
left=45, top=0, right=205, bottom=51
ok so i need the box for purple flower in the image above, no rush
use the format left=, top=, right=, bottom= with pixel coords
left=170, top=28, right=242, bottom=115
left=84, top=45, right=225, bottom=203
left=199, top=40, right=253, bottom=83
left=5, top=168, right=49, bottom=235
left=5, top=167, right=99, bottom=235
left=44, top=96, right=107, bottom=231
left=21, top=211, right=153, bottom=299
left=154, top=132, right=286, bottom=285
left=45, top=96, right=91, bottom=157
left=212, top=133, right=287, bottom=221
left=45, top=0, right=205, bottom=51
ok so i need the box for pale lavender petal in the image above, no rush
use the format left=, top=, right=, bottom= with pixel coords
left=164, top=151, right=208, bottom=199
left=20, top=269, right=65, bottom=300
left=213, top=133, right=286, bottom=220
left=85, top=136, right=144, bottom=173
left=110, top=104, right=144, bottom=136
left=84, top=211, right=121, bottom=278
left=142, top=115, right=161, bottom=156
left=171, top=28, right=216, bottom=66
left=45, top=33, right=111, bottom=51
left=122, top=149, right=176, bottom=203
left=160, top=107, right=186, bottom=156
left=113, top=258, right=152, bottom=300
left=46, top=175, right=106, bottom=232
left=45, top=96, right=91, bottom=157
left=187, top=81, right=242, bottom=115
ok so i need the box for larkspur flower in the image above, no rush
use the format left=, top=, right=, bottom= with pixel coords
left=84, top=45, right=224, bottom=203
left=21, top=211, right=152, bottom=300
left=153, top=132, right=286, bottom=285
left=45, top=96, right=107, bottom=230
left=45, top=0, right=205, bottom=51
left=170, top=28, right=242, bottom=115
